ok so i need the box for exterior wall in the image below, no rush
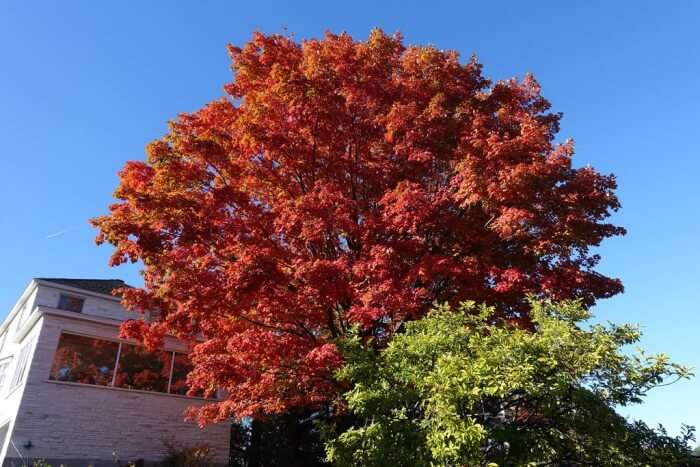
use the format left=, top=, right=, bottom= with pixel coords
left=0, top=285, right=39, bottom=358
left=0, top=282, right=231, bottom=466
left=0, top=317, right=42, bottom=463
left=34, top=281, right=133, bottom=322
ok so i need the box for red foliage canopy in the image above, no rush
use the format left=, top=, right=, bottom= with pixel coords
left=92, top=29, right=625, bottom=423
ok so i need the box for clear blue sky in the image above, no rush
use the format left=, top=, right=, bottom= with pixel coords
left=1, top=1, right=698, bottom=437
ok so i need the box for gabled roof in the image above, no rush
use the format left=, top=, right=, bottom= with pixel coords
left=34, top=278, right=132, bottom=297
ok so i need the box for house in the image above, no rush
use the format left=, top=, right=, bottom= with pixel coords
left=0, top=278, right=230, bottom=466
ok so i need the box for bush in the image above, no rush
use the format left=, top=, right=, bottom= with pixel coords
left=160, top=439, right=212, bottom=467
left=325, top=300, right=697, bottom=466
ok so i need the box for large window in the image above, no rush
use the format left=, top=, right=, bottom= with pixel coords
left=49, top=332, right=207, bottom=398
left=50, top=334, right=119, bottom=385
left=169, top=352, right=195, bottom=395
left=114, top=344, right=171, bottom=392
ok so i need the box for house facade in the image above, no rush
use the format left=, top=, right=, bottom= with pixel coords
left=0, top=278, right=230, bottom=466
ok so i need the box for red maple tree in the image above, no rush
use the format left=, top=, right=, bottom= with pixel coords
left=92, top=29, right=625, bottom=424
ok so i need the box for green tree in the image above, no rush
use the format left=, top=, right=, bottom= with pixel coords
left=325, top=300, right=696, bottom=466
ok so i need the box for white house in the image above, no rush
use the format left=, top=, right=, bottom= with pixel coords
left=0, top=278, right=230, bottom=466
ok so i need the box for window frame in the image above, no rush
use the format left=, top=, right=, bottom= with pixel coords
left=10, top=338, right=35, bottom=391
left=49, top=331, right=212, bottom=399
left=0, top=357, right=12, bottom=391
left=112, top=342, right=173, bottom=393
left=57, top=294, right=85, bottom=313
left=49, top=332, right=120, bottom=386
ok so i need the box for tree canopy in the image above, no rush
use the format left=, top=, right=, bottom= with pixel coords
left=92, top=29, right=625, bottom=423
left=325, top=300, right=695, bottom=466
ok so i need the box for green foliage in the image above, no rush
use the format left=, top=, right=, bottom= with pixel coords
left=325, top=300, right=696, bottom=466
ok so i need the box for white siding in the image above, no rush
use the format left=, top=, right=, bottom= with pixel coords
left=34, top=284, right=133, bottom=322
left=0, top=318, right=41, bottom=462
left=0, top=283, right=230, bottom=465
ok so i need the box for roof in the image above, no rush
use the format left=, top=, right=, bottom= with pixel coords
left=34, top=278, right=132, bottom=297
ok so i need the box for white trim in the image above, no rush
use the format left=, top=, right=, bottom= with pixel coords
left=49, top=331, right=205, bottom=398
left=2, top=279, right=125, bottom=336
left=53, top=328, right=183, bottom=353
left=0, top=280, right=38, bottom=334
left=166, top=351, right=176, bottom=393
left=0, top=358, right=12, bottom=394
left=13, top=307, right=43, bottom=344
left=34, top=280, right=123, bottom=303
left=38, top=305, right=124, bottom=328
left=45, top=380, right=213, bottom=401
left=9, top=335, right=36, bottom=393
left=111, top=341, right=123, bottom=387
left=37, top=305, right=195, bottom=346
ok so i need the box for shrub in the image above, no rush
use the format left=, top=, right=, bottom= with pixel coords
left=160, top=439, right=212, bottom=467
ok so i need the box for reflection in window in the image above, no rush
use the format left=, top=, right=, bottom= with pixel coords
left=170, top=352, right=194, bottom=395
left=48, top=332, right=211, bottom=398
left=114, top=344, right=171, bottom=393
left=49, top=334, right=119, bottom=385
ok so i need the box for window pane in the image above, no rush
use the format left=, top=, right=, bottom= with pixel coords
left=114, top=344, right=171, bottom=393
left=170, top=353, right=211, bottom=398
left=169, top=353, right=193, bottom=395
left=11, top=338, right=35, bottom=388
left=49, top=334, right=119, bottom=385
left=57, top=295, right=84, bottom=313
left=0, top=360, right=11, bottom=389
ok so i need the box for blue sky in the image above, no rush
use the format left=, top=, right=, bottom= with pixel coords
left=1, top=1, right=698, bottom=436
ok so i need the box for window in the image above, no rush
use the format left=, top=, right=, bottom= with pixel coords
left=57, top=294, right=84, bottom=313
left=169, top=352, right=194, bottom=395
left=113, top=344, right=171, bottom=392
left=0, top=359, right=11, bottom=390
left=0, top=423, right=8, bottom=456
left=48, top=332, right=207, bottom=397
left=50, top=334, right=119, bottom=386
left=10, top=338, right=35, bottom=389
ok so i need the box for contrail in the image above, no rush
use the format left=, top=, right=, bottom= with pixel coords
left=45, top=228, right=71, bottom=239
